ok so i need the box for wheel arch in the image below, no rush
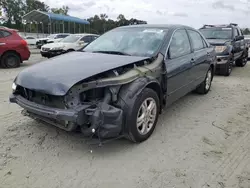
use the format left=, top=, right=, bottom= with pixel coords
left=1, top=50, right=21, bottom=62
left=117, top=77, right=162, bottom=140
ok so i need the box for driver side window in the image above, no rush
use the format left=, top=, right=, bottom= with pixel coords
left=168, top=29, right=191, bottom=59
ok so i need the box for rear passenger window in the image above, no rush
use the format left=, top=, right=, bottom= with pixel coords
left=188, top=30, right=205, bottom=51
left=234, top=28, right=239, bottom=36
left=0, top=30, right=11, bottom=38
left=168, top=29, right=191, bottom=59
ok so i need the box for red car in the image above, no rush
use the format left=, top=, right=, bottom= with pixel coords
left=0, top=27, right=30, bottom=68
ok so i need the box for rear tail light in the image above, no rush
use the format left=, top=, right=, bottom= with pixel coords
left=21, top=39, right=27, bottom=46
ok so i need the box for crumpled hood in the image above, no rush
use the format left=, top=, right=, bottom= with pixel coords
left=207, top=39, right=231, bottom=46
left=15, top=52, right=149, bottom=96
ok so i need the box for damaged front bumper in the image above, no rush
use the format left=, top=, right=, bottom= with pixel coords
left=9, top=94, right=123, bottom=139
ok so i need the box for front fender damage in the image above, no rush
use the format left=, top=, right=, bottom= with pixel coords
left=66, top=53, right=164, bottom=141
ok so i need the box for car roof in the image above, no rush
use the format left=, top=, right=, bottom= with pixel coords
left=200, top=24, right=239, bottom=29
left=117, top=24, right=195, bottom=30
left=72, top=33, right=99, bottom=36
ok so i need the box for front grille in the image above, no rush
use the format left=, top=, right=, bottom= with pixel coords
left=42, top=47, right=50, bottom=52
left=15, top=86, right=65, bottom=109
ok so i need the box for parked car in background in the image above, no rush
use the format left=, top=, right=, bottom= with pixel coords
left=23, top=36, right=37, bottom=45
left=10, top=24, right=216, bottom=143
left=200, top=23, right=248, bottom=76
left=244, top=35, right=250, bottom=59
left=40, top=33, right=99, bottom=58
left=0, top=27, right=30, bottom=68
left=36, top=33, right=70, bottom=49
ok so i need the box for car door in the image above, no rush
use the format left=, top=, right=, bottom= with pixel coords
left=0, top=30, right=9, bottom=56
left=187, top=29, right=210, bottom=85
left=165, top=29, right=193, bottom=105
left=233, top=28, right=241, bottom=59
left=238, top=28, right=245, bottom=56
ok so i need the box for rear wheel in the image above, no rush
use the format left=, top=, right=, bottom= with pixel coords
left=195, top=67, right=213, bottom=94
left=1, top=52, right=21, bottom=68
left=125, top=88, right=160, bottom=143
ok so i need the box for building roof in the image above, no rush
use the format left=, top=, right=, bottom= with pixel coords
left=22, top=10, right=89, bottom=25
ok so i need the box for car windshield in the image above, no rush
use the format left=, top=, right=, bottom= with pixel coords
left=61, top=35, right=82, bottom=43
left=83, top=28, right=167, bottom=57
left=200, top=28, right=232, bottom=39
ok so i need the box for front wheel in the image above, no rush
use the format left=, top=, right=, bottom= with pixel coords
left=222, top=60, right=233, bottom=76
left=125, top=88, right=160, bottom=143
left=235, top=53, right=248, bottom=67
left=195, top=67, right=213, bottom=94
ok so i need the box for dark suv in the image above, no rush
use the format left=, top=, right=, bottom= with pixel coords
left=199, top=23, right=248, bottom=76
left=10, top=25, right=216, bottom=143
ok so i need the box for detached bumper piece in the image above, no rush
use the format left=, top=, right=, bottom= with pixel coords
left=9, top=94, right=123, bottom=139
left=82, top=102, right=123, bottom=139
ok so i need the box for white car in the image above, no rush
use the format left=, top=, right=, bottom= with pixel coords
left=36, top=33, right=70, bottom=49
left=23, top=36, right=37, bottom=45
left=40, top=33, right=99, bottom=58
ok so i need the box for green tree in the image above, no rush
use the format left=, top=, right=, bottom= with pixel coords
left=0, top=0, right=26, bottom=28
left=51, top=5, right=69, bottom=15
left=26, top=0, right=49, bottom=13
left=243, top=28, right=250, bottom=35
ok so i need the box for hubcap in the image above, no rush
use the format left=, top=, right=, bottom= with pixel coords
left=136, top=98, right=157, bottom=135
left=6, top=56, right=17, bottom=67
left=205, top=70, right=212, bottom=90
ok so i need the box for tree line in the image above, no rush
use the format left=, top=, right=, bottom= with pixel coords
left=0, top=0, right=147, bottom=34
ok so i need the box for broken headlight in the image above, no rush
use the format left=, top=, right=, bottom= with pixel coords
left=12, top=82, right=17, bottom=92
left=215, top=46, right=227, bottom=53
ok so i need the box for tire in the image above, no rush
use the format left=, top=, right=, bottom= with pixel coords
left=222, top=59, right=233, bottom=76
left=125, top=88, right=160, bottom=143
left=1, top=52, right=21, bottom=68
left=195, top=67, right=213, bottom=94
left=235, top=53, right=248, bottom=67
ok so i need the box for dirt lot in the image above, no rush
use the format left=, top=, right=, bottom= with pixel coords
left=0, top=55, right=250, bottom=188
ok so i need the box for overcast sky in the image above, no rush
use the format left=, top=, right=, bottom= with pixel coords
left=42, top=0, right=250, bottom=28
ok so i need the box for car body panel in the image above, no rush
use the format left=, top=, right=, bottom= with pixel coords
left=15, top=51, right=149, bottom=95
left=0, top=28, right=30, bottom=61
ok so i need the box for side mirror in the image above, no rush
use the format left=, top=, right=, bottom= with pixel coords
left=235, top=36, right=244, bottom=41
left=78, top=41, right=85, bottom=45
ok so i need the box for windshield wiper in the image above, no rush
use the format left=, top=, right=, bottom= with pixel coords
left=206, top=37, right=218, bottom=39
left=92, top=50, right=131, bottom=56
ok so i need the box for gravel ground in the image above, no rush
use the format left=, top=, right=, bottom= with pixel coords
left=0, top=55, right=250, bottom=188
